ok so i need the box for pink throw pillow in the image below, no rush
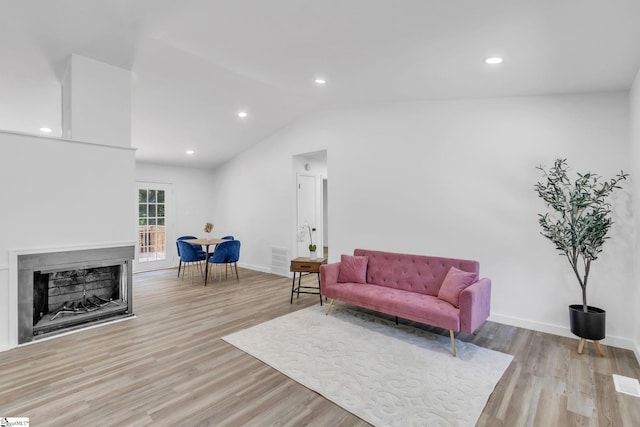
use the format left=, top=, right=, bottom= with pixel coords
left=437, top=266, right=478, bottom=307
left=337, top=255, right=368, bottom=283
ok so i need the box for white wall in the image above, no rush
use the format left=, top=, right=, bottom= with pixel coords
left=135, top=162, right=218, bottom=268
left=62, top=54, right=132, bottom=147
left=0, top=131, right=136, bottom=351
left=630, top=69, right=640, bottom=360
left=212, top=92, right=637, bottom=349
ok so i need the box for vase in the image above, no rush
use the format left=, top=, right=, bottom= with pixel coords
left=309, top=250, right=317, bottom=260
left=569, top=304, right=606, bottom=340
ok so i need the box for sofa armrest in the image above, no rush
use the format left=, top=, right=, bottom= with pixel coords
left=320, top=262, right=340, bottom=295
left=458, top=278, right=491, bottom=334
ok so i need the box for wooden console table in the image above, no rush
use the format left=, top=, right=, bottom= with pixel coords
left=290, top=256, right=327, bottom=305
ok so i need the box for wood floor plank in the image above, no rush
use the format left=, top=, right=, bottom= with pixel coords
left=533, top=388, right=568, bottom=426
left=0, top=267, right=638, bottom=426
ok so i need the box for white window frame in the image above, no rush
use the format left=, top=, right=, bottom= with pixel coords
left=134, top=182, right=174, bottom=272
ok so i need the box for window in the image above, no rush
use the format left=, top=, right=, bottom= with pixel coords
left=138, top=188, right=166, bottom=262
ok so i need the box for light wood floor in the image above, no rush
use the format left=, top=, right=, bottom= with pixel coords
left=1, top=267, right=639, bottom=426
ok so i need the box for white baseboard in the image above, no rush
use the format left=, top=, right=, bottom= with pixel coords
left=489, top=312, right=639, bottom=358
left=237, top=262, right=291, bottom=278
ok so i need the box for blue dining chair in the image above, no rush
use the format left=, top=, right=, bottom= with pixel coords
left=221, top=235, right=234, bottom=240
left=176, top=236, right=206, bottom=277
left=177, top=239, right=207, bottom=280
left=205, top=240, right=241, bottom=285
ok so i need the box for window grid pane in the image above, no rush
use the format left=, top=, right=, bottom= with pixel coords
left=138, top=188, right=166, bottom=262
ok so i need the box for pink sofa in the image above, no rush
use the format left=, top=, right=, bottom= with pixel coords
left=320, top=249, right=491, bottom=356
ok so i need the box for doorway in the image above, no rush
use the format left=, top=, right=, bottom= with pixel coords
left=296, top=174, right=317, bottom=256
left=134, top=182, right=174, bottom=272
left=293, top=151, right=327, bottom=258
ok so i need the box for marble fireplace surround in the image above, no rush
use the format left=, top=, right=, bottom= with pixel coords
left=10, top=244, right=134, bottom=345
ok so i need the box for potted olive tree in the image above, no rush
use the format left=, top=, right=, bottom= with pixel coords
left=534, top=158, right=628, bottom=355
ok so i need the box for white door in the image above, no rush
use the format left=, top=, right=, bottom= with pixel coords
left=134, top=182, right=174, bottom=272
left=297, top=174, right=317, bottom=257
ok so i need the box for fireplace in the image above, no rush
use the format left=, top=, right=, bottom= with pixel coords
left=17, top=246, right=134, bottom=344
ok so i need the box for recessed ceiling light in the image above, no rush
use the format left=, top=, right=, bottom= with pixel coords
left=237, top=111, right=248, bottom=118
left=314, top=78, right=326, bottom=85
left=186, top=150, right=195, bottom=155
left=39, top=127, right=52, bottom=133
left=484, top=57, right=503, bottom=65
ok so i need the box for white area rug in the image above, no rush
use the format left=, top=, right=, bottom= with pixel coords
left=222, top=305, right=513, bottom=427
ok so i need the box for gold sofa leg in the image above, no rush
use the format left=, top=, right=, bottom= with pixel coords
left=325, top=299, right=335, bottom=315
left=450, top=330, right=457, bottom=357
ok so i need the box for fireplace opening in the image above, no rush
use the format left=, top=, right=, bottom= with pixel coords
left=32, top=265, right=127, bottom=337
left=17, top=245, right=134, bottom=344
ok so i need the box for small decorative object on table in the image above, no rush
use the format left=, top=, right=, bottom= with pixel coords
left=307, top=225, right=317, bottom=259
left=204, top=222, right=214, bottom=239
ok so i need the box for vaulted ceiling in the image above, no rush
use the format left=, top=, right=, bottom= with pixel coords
left=2, top=0, right=640, bottom=168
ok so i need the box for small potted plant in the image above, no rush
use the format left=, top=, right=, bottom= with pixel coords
left=534, top=158, right=628, bottom=355
left=307, top=225, right=317, bottom=259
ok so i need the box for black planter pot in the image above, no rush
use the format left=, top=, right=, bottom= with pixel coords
left=569, top=304, right=606, bottom=340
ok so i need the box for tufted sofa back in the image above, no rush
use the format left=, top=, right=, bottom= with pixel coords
left=353, top=248, right=479, bottom=296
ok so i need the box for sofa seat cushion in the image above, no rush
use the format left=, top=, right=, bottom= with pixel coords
left=323, top=282, right=460, bottom=331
